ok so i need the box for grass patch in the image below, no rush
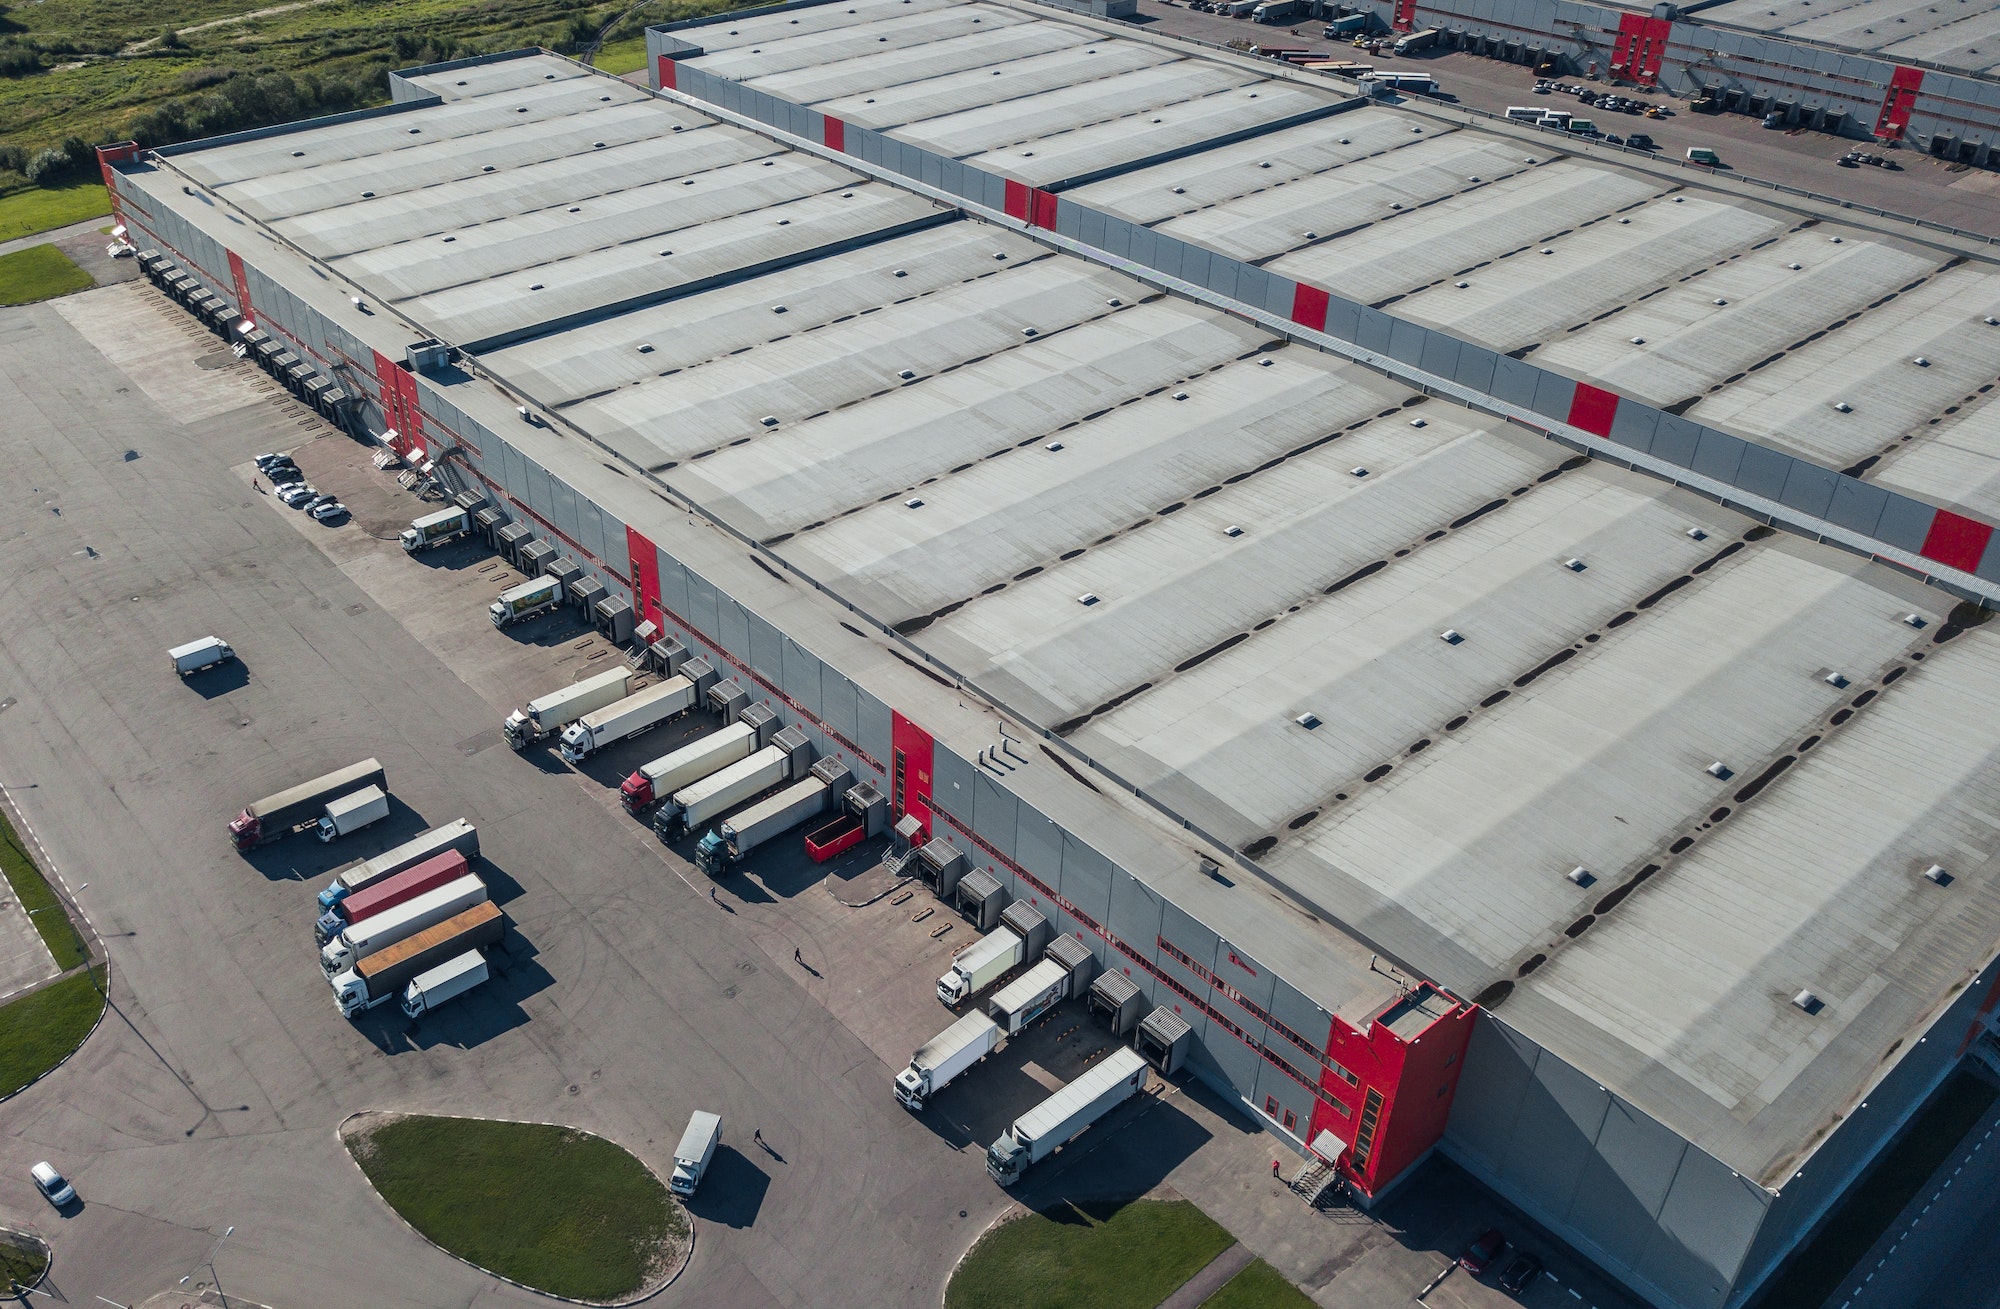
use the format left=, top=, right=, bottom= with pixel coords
left=0, top=1238, right=50, bottom=1289
left=0, top=809, right=88, bottom=970
left=1202, top=1258, right=1313, bottom=1309
left=0, top=243, right=94, bottom=307
left=346, top=1114, right=686, bottom=1302
left=594, top=34, right=649, bottom=76
left=1756, top=1071, right=1999, bottom=1309
left=0, top=968, right=106, bottom=1100
left=0, top=184, right=112, bottom=244
left=947, top=1198, right=1235, bottom=1309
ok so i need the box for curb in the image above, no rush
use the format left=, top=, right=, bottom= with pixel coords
left=0, top=785, right=111, bottom=1111
left=0, top=1222, right=51, bottom=1296
left=337, top=1110, right=692, bottom=1306
left=826, top=872, right=916, bottom=908
left=939, top=1202, right=1023, bottom=1308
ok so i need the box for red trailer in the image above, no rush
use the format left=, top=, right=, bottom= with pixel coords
left=805, top=812, right=867, bottom=863
left=334, top=851, right=470, bottom=926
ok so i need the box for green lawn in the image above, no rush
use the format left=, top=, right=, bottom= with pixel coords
left=594, top=34, right=649, bottom=76
left=0, top=1237, right=50, bottom=1289
left=948, top=1199, right=1236, bottom=1309
left=1202, top=1258, right=1314, bottom=1309
left=0, top=184, right=112, bottom=244
left=0, top=808, right=90, bottom=968
left=0, top=968, right=107, bottom=1100
left=347, top=1114, right=686, bottom=1301
left=0, top=243, right=94, bottom=307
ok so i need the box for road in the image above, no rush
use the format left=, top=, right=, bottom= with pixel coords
left=0, top=284, right=1005, bottom=1308
left=1125, top=0, right=2000, bottom=240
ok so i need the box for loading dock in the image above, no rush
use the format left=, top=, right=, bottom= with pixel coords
left=1088, top=970, right=1148, bottom=1036
left=917, top=838, right=966, bottom=901
left=1137, top=1008, right=1193, bottom=1074
left=956, top=868, right=1006, bottom=930
left=999, top=900, right=1051, bottom=962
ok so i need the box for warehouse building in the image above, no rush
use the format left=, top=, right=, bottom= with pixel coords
left=100, top=8, right=2000, bottom=1307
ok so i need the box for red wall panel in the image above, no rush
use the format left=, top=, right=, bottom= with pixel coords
left=1918, top=509, right=1993, bottom=573
left=1290, top=283, right=1330, bottom=332
left=657, top=56, right=678, bottom=91
left=1566, top=382, right=1620, bottom=438
left=890, top=712, right=935, bottom=836
left=626, top=526, right=664, bottom=635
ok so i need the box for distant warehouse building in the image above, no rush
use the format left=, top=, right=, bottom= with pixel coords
left=100, top=6, right=2000, bottom=1307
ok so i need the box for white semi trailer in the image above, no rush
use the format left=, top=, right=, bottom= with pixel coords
left=653, top=745, right=789, bottom=840
left=986, top=1048, right=1149, bottom=1186
left=503, top=667, right=636, bottom=750
left=319, top=873, right=489, bottom=975
left=896, top=1012, right=1003, bottom=1110
left=557, top=676, right=696, bottom=763
left=620, top=722, right=755, bottom=812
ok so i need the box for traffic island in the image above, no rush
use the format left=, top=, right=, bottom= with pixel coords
left=0, top=1225, right=49, bottom=1294
left=945, top=1197, right=1235, bottom=1309
left=341, top=1112, right=689, bottom=1304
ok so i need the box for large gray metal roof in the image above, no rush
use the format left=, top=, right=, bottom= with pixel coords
left=121, top=41, right=2000, bottom=1190
left=1695, top=0, right=2000, bottom=78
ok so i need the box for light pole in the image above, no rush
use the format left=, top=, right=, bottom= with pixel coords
left=180, top=1225, right=234, bottom=1302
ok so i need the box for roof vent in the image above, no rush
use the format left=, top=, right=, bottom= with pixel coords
left=1565, top=558, right=1586, bottom=572
left=1706, top=761, right=1733, bottom=779
left=898, top=369, right=915, bottom=380
left=1351, top=466, right=1369, bottom=477
left=1046, top=441, right=1064, bottom=452
left=1541, top=248, right=1555, bottom=255
left=1173, top=186, right=1186, bottom=194
left=1305, top=230, right=1319, bottom=238
left=1077, top=593, right=1100, bottom=606
left=772, top=304, right=787, bottom=313
left=1258, top=358, right=1274, bottom=367
left=760, top=416, right=779, bottom=428
left=1788, top=262, right=1802, bottom=270
left=1296, top=712, right=1322, bottom=730
left=1173, top=391, right=1189, bottom=400
left=1903, top=613, right=1927, bottom=628
left=893, top=269, right=907, bottom=277
left=638, top=343, right=654, bottom=354
left=994, top=252, right=1007, bottom=260
left=1714, top=298, right=1728, bottom=305
left=659, top=249, right=672, bottom=256
left=1986, top=316, right=1999, bottom=326
left=1456, top=281, right=1470, bottom=289
left=1619, top=217, right=1631, bottom=224
left=1106, top=298, right=1122, bottom=307
left=1832, top=401, right=1852, bottom=413
left=1223, top=525, right=1243, bottom=538
left=1567, top=866, right=1596, bottom=887
left=1260, top=161, right=1272, bottom=168
left=1439, top=629, right=1464, bottom=645
left=1630, top=336, right=1646, bottom=344
left=1912, top=356, right=1930, bottom=367
left=1925, top=863, right=1952, bottom=885
left=1022, top=327, right=1039, bottom=337
left=1829, top=235, right=1843, bottom=243
left=1468, top=175, right=1481, bottom=182
left=517, top=406, right=533, bottom=423
left=1792, top=990, right=1823, bottom=1014
left=1687, top=527, right=1708, bottom=541
left=905, top=497, right=924, bottom=508
left=1824, top=672, right=1850, bottom=688
left=1410, top=417, right=1427, bottom=428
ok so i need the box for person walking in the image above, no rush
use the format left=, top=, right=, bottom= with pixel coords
left=793, top=947, right=803, bottom=965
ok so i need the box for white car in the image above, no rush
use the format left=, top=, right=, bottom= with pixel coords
left=309, top=501, right=349, bottom=522
left=31, top=1161, right=74, bottom=1207
left=278, top=484, right=319, bottom=507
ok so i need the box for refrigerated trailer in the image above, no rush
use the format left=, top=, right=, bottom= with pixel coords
left=490, top=577, right=562, bottom=628
left=896, top=1012, right=1003, bottom=1110
left=620, top=719, right=764, bottom=813
left=557, top=675, right=696, bottom=763
left=696, top=758, right=852, bottom=877
left=317, top=785, right=389, bottom=843
left=503, top=667, right=635, bottom=750
left=320, top=873, right=489, bottom=974
left=654, top=728, right=809, bottom=839
left=400, top=950, right=489, bottom=1018
left=938, top=928, right=1024, bottom=1007
left=230, top=758, right=386, bottom=851
left=169, top=636, right=234, bottom=676
left=316, top=849, right=470, bottom=944
left=332, top=901, right=503, bottom=1017
left=987, top=1048, right=1149, bottom=1185
left=987, top=958, right=1072, bottom=1036
left=317, top=819, right=478, bottom=911
left=401, top=507, right=471, bottom=553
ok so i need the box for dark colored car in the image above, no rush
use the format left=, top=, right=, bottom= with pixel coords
left=1627, top=133, right=1655, bottom=149
left=1461, top=1229, right=1506, bottom=1274
left=1500, top=1252, right=1544, bottom=1295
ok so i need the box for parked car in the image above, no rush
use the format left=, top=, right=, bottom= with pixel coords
left=31, top=1161, right=75, bottom=1207
left=1499, top=1252, right=1544, bottom=1295
left=310, top=501, right=350, bottom=522
left=253, top=453, right=293, bottom=469
left=303, top=492, right=339, bottom=511
left=1762, top=112, right=1784, bottom=128
left=1460, top=1229, right=1506, bottom=1274
left=1627, top=132, right=1655, bottom=149
left=279, top=484, right=320, bottom=507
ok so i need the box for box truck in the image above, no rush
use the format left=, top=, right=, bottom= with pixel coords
left=315, top=849, right=470, bottom=944
left=695, top=760, right=851, bottom=878
left=557, top=675, right=697, bottom=764
left=170, top=636, right=234, bottom=676
left=621, top=722, right=756, bottom=812
left=331, top=901, right=502, bottom=1017
left=670, top=1111, right=721, bottom=1197
left=317, top=785, right=389, bottom=843
left=320, top=873, right=488, bottom=975
left=503, top=667, right=636, bottom=750
left=937, top=928, right=1024, bottom=1007
left=317, top=819, right=478, bottom=911
left=400, top=950, right=489, bottom=1018
left=400, top=507, right=471, bottom=553
left=896, top=1013, right=1003, bottom=1110
left=654, top=744, right=790, bottom=840
left=987, top=958, right=1074, bottom=1035
left=1392, top=26, right=1438, bottom=53
left=490, top=577, right=562, bottom=628
left=986, top=1048, right=1149, bottom=1185
left=230, top=758, right=385, bottom=851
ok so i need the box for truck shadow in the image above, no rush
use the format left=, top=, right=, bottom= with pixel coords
left=499, top=611, right=599, bottom=649
left=684, top=1147, right=769, bottom=1229
left=568, top=711, right=720, bottom=790
left=913, top=1000, right=1133, bottom=1153
left=729, top=832, right=885, bottom=904
left=368, top=930, right=553, bottom=1053
left=238, top=798, right=433, bottom=882
left=405, top=538, right=494, bottom=572
left=1015, top=1079, right=1215, bottom=1209
left=185, top=659, right=250, bottom=699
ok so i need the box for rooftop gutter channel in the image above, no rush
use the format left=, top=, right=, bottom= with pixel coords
left=638, top=69, right=2000, bottom=610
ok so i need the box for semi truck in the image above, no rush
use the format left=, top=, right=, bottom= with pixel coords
left=1392, top=26, right=1439, bottom=53
left=331, top=901, right=502, bottom=1017
left=229, top=758, right=386, bottom=851
left=315, top=849, right=471, bottom=944
left=317, top=785, right=389, bottom=843
left=400, top=507, right=471, bottom=553
left=895, top=1013, right=1003, bottom=1111
left=504, top=667, right=636, bottom=751
left=169, top=636, right=234, bottom=676
left=988, top=958, right=1073, bottom=1035
left=557, top=675, right=696, bottom=764
left=670, top=1111, right=721, bottom=1197
left=986, top=1048, right=1149, bottom=1186
left=937, top=928, right=1024, bottom=1007
left=400, top=950, right=489, bottom=1018
left=317, top=819, right=478, bottom=911
left=654, top=744, right=791, bottom=840
left=1252, top=0, right=1306, bottom=20
left=695, top=759, right=852, bottom=878
left=490, top=576, right=562, bottom=628
left=621, top=722, right=756, bottom=812
left=320, top=873, right=488, bottom=975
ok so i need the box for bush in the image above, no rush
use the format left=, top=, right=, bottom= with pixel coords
left=0, top=42, right=43, bottom=77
